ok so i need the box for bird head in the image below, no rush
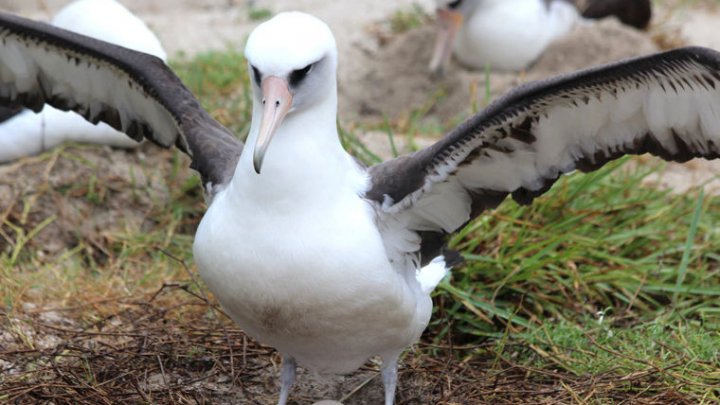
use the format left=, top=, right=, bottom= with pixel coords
left=244, top=12, right=338, bottom=174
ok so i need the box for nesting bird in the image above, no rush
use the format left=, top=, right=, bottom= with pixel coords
left=1, top=8, right=719, bottom=405
left=429, top=0, right=652, bottom=74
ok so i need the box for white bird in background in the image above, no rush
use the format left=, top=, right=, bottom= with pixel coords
left=429, top=0, right=652, bottom=75
left=1, top=9, right=720, bottom=405
left=0, top=0, right=167, bottom=163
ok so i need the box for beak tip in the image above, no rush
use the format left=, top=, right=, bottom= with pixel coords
left=253, top=76, right=292, bottom=177
left=429, top=65, right=445, bottom=78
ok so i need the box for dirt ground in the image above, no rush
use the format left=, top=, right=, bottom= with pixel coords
left=1, top=290, right=694, bottom=404
left=2, top=1, right=720, bottom=404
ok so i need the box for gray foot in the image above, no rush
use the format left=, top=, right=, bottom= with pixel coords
left=381, top=354, right=399, bottom=405
left=278, top=355, right=297, bottom=405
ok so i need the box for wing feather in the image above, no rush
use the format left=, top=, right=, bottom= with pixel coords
left=368, top=47, right=720, bottom=265
left=0, top=12, right=242, bottom=192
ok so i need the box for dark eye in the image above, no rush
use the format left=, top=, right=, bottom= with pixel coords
left=448, top=0, right=462, bottom=9
left=251, top=65, right=262, bottom=85
left=289, top=64, right=313, bottom=87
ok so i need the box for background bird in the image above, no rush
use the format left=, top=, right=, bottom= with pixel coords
left=429, top=0, right=652, bottom=75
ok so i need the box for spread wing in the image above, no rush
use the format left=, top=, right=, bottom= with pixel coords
left=367, top=47, right=720, bottom=266
left=0, top=11, right=242, bottom=193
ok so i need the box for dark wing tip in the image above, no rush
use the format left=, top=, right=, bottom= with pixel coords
left=441, top=248, right=464, bottom=268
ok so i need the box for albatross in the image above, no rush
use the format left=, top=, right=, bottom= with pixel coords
left=1, top=9, right=720, bottom=405
left=429, top=0, right=652, bottom=74
left=0, top=0, right=166, bottom=163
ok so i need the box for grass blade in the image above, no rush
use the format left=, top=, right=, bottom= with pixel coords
left=673, top=188, right=705, bottom=303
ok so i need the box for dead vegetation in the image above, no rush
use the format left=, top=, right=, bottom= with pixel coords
left=0, top=283, right=701, bottom=405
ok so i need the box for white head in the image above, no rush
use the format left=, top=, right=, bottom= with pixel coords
left=429, top=0, right=479, bottom=75
left=244, top=12, right=338, bottom=174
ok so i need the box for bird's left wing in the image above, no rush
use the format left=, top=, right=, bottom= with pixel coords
left=367, top=46, right=720, bottom=266
left=0, top=12, right=242, bottom=193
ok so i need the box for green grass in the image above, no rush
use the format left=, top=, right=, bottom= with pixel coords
left=3, top=48, right=719, bottom=402
left=522, top=317, right=719, bottom=375
left=170, top=49, right=252, bottom=139
left=424, top=159, right=720, bottom=400
left=388, top=4, right=430, bottom=34
left=248, top=7, right=273, bottom=22
left=446, top=159, right=719, bottom=327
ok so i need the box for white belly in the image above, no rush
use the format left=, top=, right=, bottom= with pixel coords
left=193, top=184, right=429, bottom=374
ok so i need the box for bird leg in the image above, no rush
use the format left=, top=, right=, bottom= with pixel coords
left=381, top=354, right=399, bottom=405
left=277, top=355, right=297, bottom=405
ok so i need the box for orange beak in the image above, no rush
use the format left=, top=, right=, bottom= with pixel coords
left=253, top=76, right=293, bottom=174
left=428, top=8, right=464, bottom=77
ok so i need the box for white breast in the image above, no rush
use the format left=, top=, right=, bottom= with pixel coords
left=193, top=160, right=430, bottom=374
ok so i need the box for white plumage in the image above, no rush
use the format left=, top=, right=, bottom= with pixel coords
left=430, top=0, right=579, bottom=73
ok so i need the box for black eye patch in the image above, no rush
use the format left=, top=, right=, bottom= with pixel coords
left=289, top=64, right=313, bottom=87
left=448, top=0, right=463, bottom=9
left=252, top=65, right=262, bottom=86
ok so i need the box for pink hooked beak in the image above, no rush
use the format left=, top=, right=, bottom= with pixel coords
left=253, top=76, right=293, bottom=174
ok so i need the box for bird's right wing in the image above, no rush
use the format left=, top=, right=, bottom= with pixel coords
left=367, top=46, right=720, bottom=267
left=0, top=11, right=243, bottom=192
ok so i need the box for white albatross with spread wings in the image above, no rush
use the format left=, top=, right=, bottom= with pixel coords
left=0, top=0, right=166, bottom=163
left=1, top=9, right=720, bottom=405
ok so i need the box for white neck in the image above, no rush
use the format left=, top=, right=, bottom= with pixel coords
left=228, top=83, right=367, bottom=207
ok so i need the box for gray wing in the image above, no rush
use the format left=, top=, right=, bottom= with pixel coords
left=0, top=12, right=242, bottom=193
left=367, top=46, right=720, bottom=266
